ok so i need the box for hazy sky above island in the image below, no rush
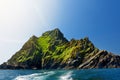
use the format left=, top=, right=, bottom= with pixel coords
left=0, top=0, right=120, bottom=64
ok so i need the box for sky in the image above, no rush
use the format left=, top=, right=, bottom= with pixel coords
left=0, top=0, right=120, bottom=64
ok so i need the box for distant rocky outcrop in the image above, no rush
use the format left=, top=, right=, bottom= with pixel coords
left=0, top=28, right=120, bottom=69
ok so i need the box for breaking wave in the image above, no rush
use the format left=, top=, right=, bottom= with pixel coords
left=14, top=70, right=73, bottom=80
left=59, top=71, right=73, bottom=80
left=14, top=71, right=55, bottom=80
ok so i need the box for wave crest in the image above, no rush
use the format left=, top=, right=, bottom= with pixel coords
left=59, top=71, right=73, bottom=80
left=14, top=71, right=55, bottom=80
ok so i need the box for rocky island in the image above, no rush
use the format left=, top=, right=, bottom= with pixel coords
left=0, top=28, right=120, bottom=69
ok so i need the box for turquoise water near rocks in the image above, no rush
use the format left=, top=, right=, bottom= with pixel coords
left=0, top=69, right=120, bottom=80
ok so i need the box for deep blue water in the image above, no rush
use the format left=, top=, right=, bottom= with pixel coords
left=0, top=69, right=120, bottom=80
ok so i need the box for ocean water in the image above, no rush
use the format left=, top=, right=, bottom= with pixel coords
left=0, top=69, right=120, bottom=80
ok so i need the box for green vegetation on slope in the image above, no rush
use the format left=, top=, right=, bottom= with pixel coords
left=6, top=28, right=98, bottom=69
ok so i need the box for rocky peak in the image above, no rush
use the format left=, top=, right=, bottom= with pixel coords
left=42, top=28, right=68, bottom=43
left=30, top=35, right=38, bottom=40
left=21, top=35, right=38, bottom=50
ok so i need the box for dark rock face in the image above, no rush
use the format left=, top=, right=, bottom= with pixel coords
left=0, top=28, right=120, bottom=69
left=79, top=50, right=120, bottom=69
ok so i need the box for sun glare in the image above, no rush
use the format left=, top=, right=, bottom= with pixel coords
left=0, top=0, right=59, bottom=41
left=0, top=0, right=59, bottom=64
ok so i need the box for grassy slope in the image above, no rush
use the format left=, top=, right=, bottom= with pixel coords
left=7, top=29, right=98, bottom=69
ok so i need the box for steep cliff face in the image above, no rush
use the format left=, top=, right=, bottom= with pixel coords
left=79, top=50, right=120, bottom=69
left=0, top=28, right=120, bottom=69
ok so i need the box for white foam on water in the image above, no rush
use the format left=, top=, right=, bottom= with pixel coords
left=59, top=71, right=73, bottom=80
left=14, top=71, right=55, bottom=80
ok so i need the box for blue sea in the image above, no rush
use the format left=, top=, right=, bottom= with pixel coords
left=0, top=69, right=120, bottom=80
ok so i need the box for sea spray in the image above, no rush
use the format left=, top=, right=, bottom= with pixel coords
left=59, top=71, right=73, bottom=80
